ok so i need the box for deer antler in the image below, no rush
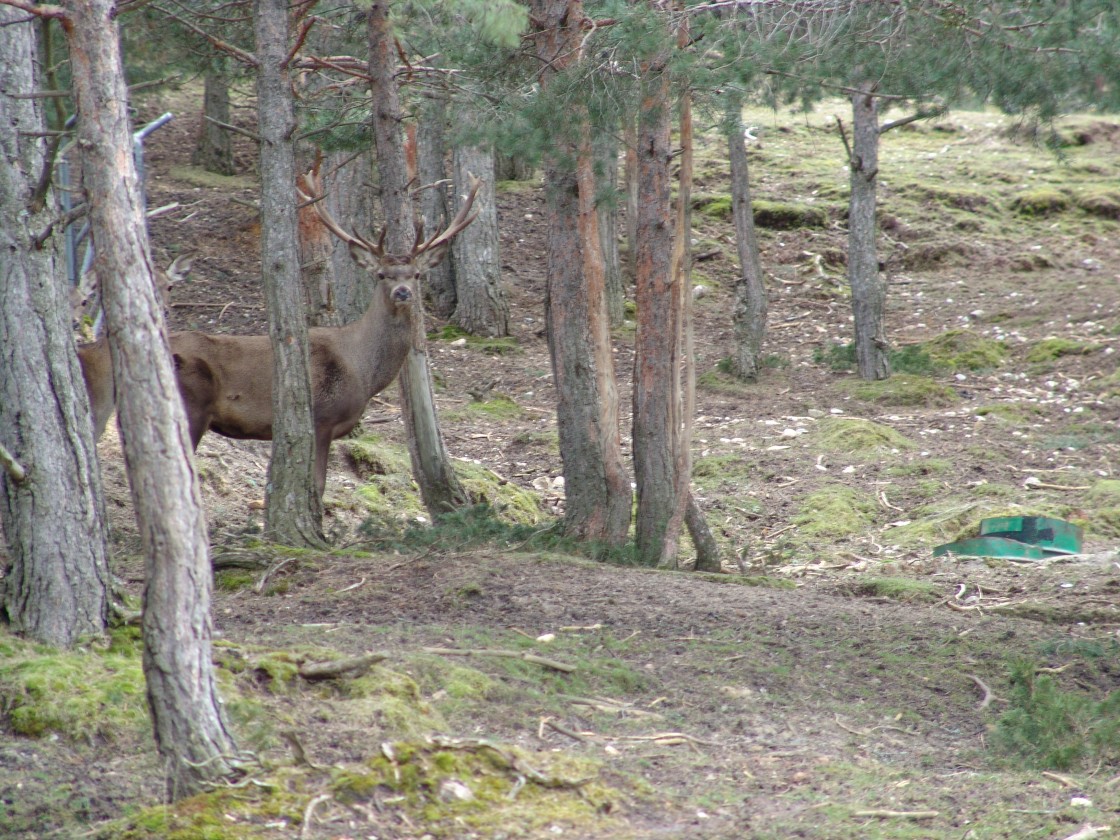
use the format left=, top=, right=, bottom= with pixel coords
left=297, top=170, right=384, bottom=257
left=415, top=173, right=481, bottom=257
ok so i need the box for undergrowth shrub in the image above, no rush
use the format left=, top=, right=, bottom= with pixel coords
left=994, top=660, right=1120, bottom=770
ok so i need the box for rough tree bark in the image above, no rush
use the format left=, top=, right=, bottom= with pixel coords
left=726, top=96, right=768, bottom=382
left=0, top=8, right=110, bottom=647
left=323, top=150, right=376, bottom=324
left=191, top=62, right=235, bottom=176
left=595, top=131, right=625, bottom=327
left=256, top=0, right=325, bottom=545
left=531, top=0, right=631, bottom=546
left=452, top=144, right=508, bottom=337
left=45, top=0, right=241, bottom=798
left=367, top=0, right=468, bottom=517
left=632, top=26, right=683, bottom=568
left=847, top=84, right=890, bottom=381
left=417, top=96, right=455, bottom=318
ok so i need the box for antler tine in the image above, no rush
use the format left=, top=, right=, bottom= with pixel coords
left=298, top=169, right=384, bottom=257
left=415, top=173, right=482, bottom=256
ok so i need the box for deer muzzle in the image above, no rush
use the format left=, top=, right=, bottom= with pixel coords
left=391, top=284, right=413, bottom=303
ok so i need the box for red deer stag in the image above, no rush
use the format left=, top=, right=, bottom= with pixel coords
left=75, top=255, right=193, bottom=439
left=163, top=171, right=480, bottom=499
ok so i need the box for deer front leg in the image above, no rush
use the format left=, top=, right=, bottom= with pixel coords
left=314, top=430, right=333, bottom=502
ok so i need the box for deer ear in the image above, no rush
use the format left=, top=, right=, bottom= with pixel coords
left=349, top=242, right=380, bottom=272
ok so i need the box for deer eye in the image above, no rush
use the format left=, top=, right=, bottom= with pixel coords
left=377, top=271, right=386, bottom=280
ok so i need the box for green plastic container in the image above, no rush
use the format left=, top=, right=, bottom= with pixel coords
left=932, top=535, right=1047, bottom=560
left=979, top=516, right=1083, bottom=555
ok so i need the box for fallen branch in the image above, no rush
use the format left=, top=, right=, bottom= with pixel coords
left=298, top=652, right=387, bottom=681
left=422, top=646, right=576, bottom=673
left=1060, top=825, right=1111, bottom=840
left=1042, top=770, right=1082, bottom=789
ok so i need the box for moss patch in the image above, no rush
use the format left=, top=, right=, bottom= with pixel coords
left=1025, top=337, right=1101, bottom=363
left=840, top=577, right=941, bottom=604
left=792, top=485, right=877, bottom=538
left=1009, top=188, right=1070, bottom=216
left=752, top=200, right=828, bottom=229
left=922, top=330, right=1009, bottom=371
left=0, top=628, right=148, bottom=742
left=842, top=374, right=959, bottom=408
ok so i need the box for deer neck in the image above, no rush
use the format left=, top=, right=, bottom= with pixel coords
left=349, top=280, right=414, bottom=394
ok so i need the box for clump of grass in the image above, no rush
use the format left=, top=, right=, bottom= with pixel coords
left=1078, top=190, right=1120, bottom=220
left=693, top=193, right=732, bottom=219
left=812, top=417, right=916, bottom=455
left=995, top=660, right=1120, bottom=770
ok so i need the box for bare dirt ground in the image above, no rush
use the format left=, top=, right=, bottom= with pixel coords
left=4, top=92, right=1120, bottom=839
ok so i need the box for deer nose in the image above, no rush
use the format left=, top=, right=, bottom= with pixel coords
left=391, top=285, right=412, bottom=302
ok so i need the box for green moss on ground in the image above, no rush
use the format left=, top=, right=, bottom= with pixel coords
left=1009, top=188, right=1071, bottom=216
left=0, top=628, right=148, bottom=742
left=792, top=485, right=878, bottom=538
left=922, top=330, right=1009, bottom=371
left=1025, top=337, right=1101, bottom=363
left=843, top=374, right=959, bottom=407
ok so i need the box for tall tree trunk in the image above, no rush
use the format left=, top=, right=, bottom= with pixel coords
left=624, top=114, right=639, bottom=281
left=595, top=130, right=625, bottom=327
left=367, top=1, right=468, bottom=517
left=632, top=38, right=680, bottom=567
left=848, top=85, right=890, bottom=381
left=531, top=0, right=631, bottom=546
left=323, top=150, right=375, bottom=324
left=257, top=0, right=325, bottom=545
left=726, top=97, right=768, bottom=381
left=416, top=85, right=455, bottom=318
left=0, top=8, right=110, bottom=647
left=298, top=164, right=336, bottom=327
left=452, top=144, right=508, bottom=337
left=191, top=62, right=235, bottom=176
left=56, top=0, right=240, bottom=798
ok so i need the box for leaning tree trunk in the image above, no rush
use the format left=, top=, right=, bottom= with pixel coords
left=0, top=7, right=110, bottom=647
left=368, top=0, right=468, bottom=516
left=257, top=0, right=325, bottom=546
left=452, top=144, right=508, bottom=337
left=191, top=62, right=235, bottom=176
left=532, top=0, right=631, bottom=546
left=848, top=84, right=890, bottom=381
left=57, top=0, right=241, bottom=798
left=726, top=96, right=768, bottom=382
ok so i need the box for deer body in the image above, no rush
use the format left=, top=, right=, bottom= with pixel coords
left=78, top=171, right=480, bottom=503
left=169, top=270, right=415, bottom=495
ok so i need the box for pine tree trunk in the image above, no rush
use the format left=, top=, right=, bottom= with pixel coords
left=58, top=0, right=240, bottom=798
left=298, top=165, right=336, bottom=327
left=367, top=0, right=468, bottom=517
left=0, top=7, right=110, bottom=647
left=191, top=64, right=235, bottom=176
left=595, top=131, right=625, bottom=327
left=323, top=150, right=375, bottom=324
left=417, top=89, right=455, bottom=319
left=532, top=0, right=631, bottom=546
left=452, top=145, right=508, bottom=337
left=632, top=41, right=680, bottom=567
left=257, top=0, right=325, bottom=545
left=727, top=97, right=768, bottom=381
left=848, top=86, right=890, bottom=381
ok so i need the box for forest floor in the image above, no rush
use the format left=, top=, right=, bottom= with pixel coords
left=4, top=91, right=1120, bottom=839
